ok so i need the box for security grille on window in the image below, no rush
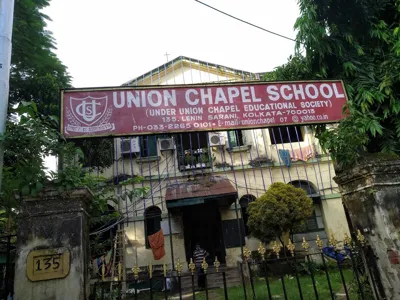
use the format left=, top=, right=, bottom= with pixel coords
left=227, top=130, right=245, bottom=148
left=140, top=136, right=158, bottom=157
left=269, top=126, right=303, bottom=144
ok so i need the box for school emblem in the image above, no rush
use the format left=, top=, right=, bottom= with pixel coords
left=65, top=96, right=115, bottom=135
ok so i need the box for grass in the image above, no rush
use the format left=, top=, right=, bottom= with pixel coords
left=195, top=269, right=354, bottom=300
left=131, top=269, right=361, bottom=300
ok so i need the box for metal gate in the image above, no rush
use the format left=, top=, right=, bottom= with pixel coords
left=92, top=232, right=378, bottom=300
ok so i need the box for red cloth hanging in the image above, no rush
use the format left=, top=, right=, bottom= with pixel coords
left=148, top=229, right=166, bottom=260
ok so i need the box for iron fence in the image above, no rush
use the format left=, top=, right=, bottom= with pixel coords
left=91, top=232, right=378, bottom=300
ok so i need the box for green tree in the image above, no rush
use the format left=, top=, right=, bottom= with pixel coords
left=247, top=182, right=313, bottom=245
left=266, top=0, right=400, bottom=169
left=10, top=0, right=71, bottom=116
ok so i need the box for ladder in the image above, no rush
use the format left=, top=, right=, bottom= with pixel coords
left=110, top=229, right=126, bottom=294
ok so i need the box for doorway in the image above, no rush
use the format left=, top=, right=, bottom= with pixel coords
left=182, top=202, right=226, bottom=264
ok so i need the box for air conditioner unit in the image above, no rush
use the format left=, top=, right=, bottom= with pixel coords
left=121, top=137, right=140, bottom=155
left=158, top=137, right=175, bottom=151
left=209, top=132, right=226, bottom=146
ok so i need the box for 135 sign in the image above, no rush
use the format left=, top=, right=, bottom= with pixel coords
left=34, top=255, right=61, bottom=272
left=27, top=248, right=70, bottom=282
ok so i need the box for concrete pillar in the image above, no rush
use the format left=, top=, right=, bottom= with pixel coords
left=14, top=188, right=92, bottom=300
left=334, top=160, right=400, bottom=300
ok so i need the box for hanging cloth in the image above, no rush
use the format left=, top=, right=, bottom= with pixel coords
left=148, top=229, right=166, bottom=260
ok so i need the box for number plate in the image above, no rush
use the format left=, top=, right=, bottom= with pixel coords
left=26, top=248, right=70, bottom=281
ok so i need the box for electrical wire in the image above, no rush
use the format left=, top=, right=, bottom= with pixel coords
left=194, top=0, right=300, bottom=44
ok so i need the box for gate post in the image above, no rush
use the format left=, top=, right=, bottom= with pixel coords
left=14, top=188, right=92, bottom=300
left=335, top=159, right=400, bottom=299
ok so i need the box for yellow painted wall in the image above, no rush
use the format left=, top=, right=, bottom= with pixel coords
left=321, top=197, right=351, bottom=240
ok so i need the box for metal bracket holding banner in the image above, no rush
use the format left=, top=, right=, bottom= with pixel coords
left=60, top=80, right=348, bottom=139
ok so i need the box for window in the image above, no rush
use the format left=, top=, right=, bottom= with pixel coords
left=176, top=132, right=211, bottom=169
left=140, top=136, right=158, bottom=157
left=297, top=204, right=324, bottom=232
left=239, top=195, right=256, bottom=236
left=144, top=206, right=162, bottom=248
left=289, top=180, right=318, bottom=196
left=269, top=126, right=303, bottom=144
left=227, top=130, right=245, bottom=148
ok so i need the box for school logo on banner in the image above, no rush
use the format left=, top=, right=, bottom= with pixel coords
left=65, top=96, right=115, bottom=134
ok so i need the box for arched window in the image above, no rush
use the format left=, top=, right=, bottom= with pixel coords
left=288, top=181, right=324, bottom=232
left=144, top=206, right=162, bottom=248
left=239, top=195, right=256, bottom=236
left=289, top=180, right=318, bottom=196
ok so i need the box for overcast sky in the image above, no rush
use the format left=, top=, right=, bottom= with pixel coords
left=43, top=0, right=299, bottom=88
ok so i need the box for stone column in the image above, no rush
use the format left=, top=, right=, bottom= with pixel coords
left=14, top=188, right=92, bottom=300
left=334, top=160, right=400, bottom=300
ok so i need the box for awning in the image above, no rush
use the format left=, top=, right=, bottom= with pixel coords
left=165, top=178, right=237, bottom=208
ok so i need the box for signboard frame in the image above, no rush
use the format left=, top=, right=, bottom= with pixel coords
left=60, top=80, right=348, bottom=139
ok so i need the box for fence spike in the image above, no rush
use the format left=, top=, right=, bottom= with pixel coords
left=302, top=237, right=310, bottom=252
left=176, top=258, right=183, bottom=276
left=132, top=264, right=140, bottom=280
left=201, top=257, right=209, bottom=274
left=357, top=229, right=366, bottom=246
left=258, top=242, right=266, bottom=261
left=343, top=232, right=351, bottom=247
left=287, top=239, right=295, bottom=256
left=214, top=256, right=221, bottom=272
left=243, top=246, right=251, bottom=261
left=188, top=258, right=196, bottom=275
left=316, top=234, right=324, bottom=251
left=329, top=233, right=337, bottom=249
left=272, top=241, right=282, bottom=258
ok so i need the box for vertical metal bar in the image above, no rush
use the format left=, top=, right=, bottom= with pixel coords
left=251, top=130, right=266, bottom=192
left=192, top=274, right=196, bottom=299
left=146, top=136, right=155, bottom=206
left=349, top=248, right=365, bottom=299
left=269, top=128, right=287, bottom=183
left=234, top=130, right=249, bottom=196
left=149, top=277, right=153, bottom=300
left=156, top=139, right=164, bottom=210
left=260, top=129, right=274, bottom=184
left=101, top=284, right=105, bottom=300
left=180, top=57, right=186, bottom=84
left=247, top=260, right=256, bottom=300
left=239, top=262, right=248, bottom=300
left=234, top=201, right=244, bottom=258
left=284, top=127, right=302, bottom=184
left=292, top=256, right=304, bottom=300
left=204, top=273, right=209, bottom=300
left=197, top=59, right=202, bottom=82
left=277, top=127, right=292, bottom=183
left=280, top=273, right=288, bottom=300
left=262, top=262, right=273, bottom=300
left=320, top=253, right=334, bottom=299
left=178, top=276, right=183, bottom=300
left=306, top=254, right=319, bottom=300
left=164, top=276, right=168, bottom=300
left=134, top=279, right=138, bottom=300
left=118, top=282, right=122, bottom=300
left=335, top=250, right=350, bottom=300
left=223, top=272, right=228, bottom=300
left=168, top=210, right=175, bottom=270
